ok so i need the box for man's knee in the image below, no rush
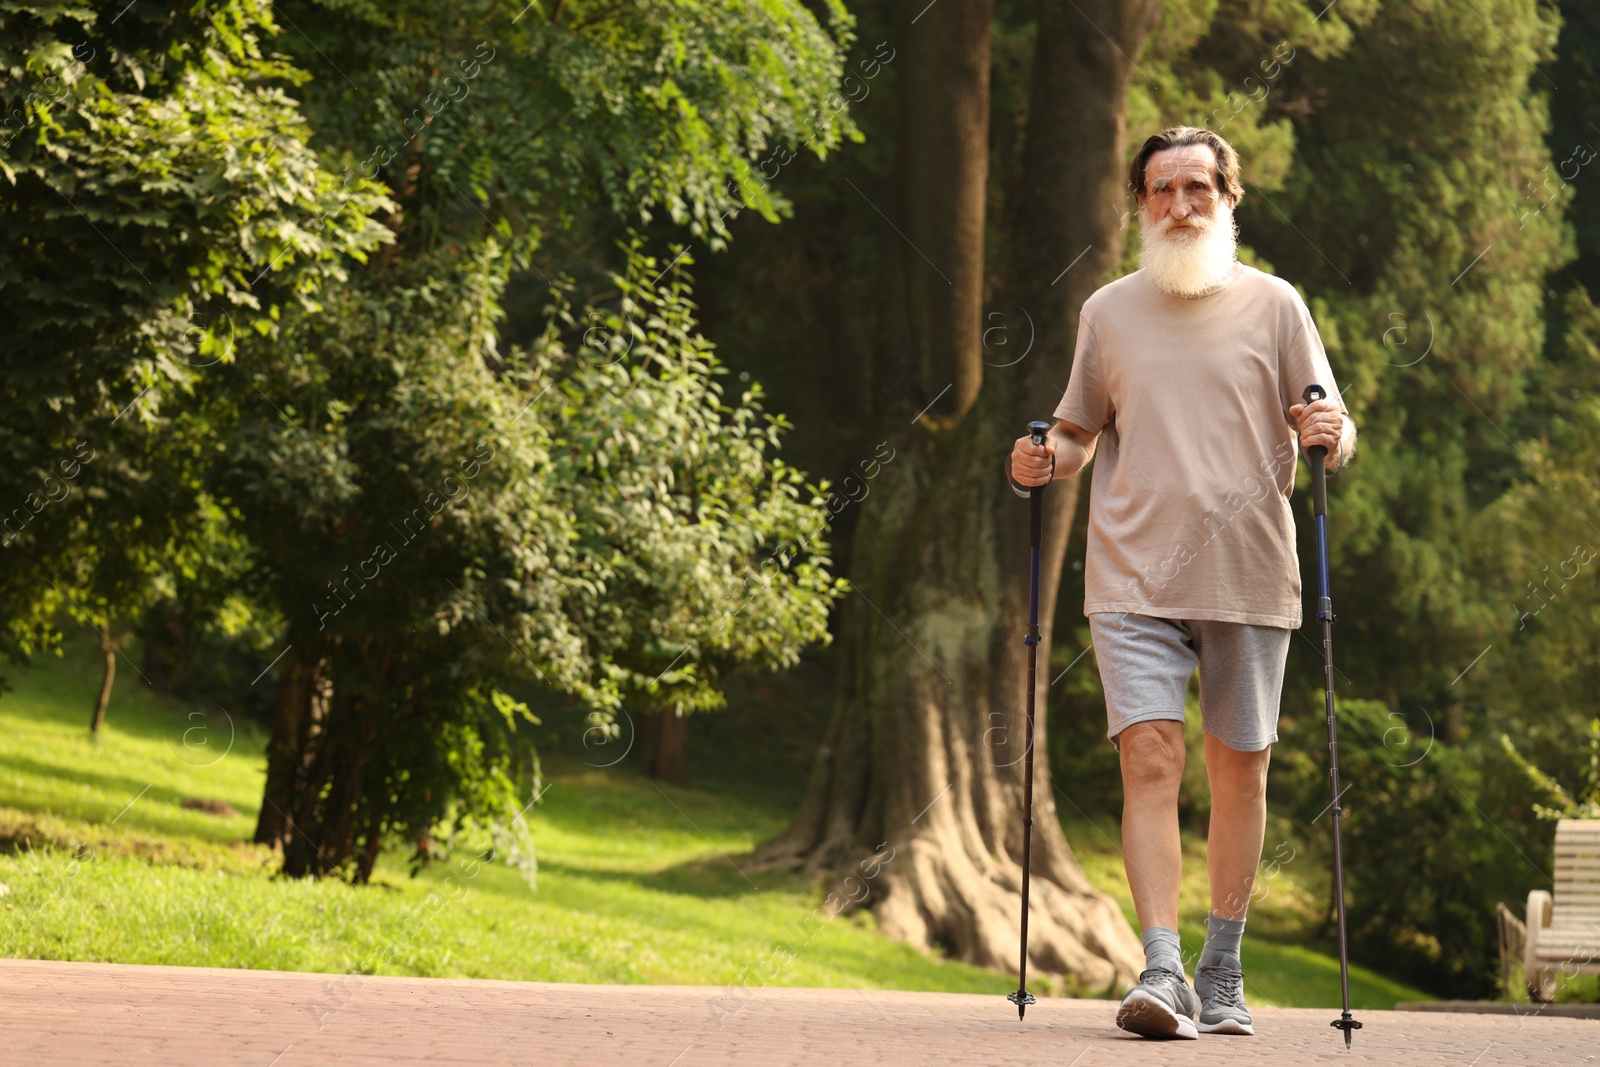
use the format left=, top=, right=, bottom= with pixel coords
left=1119, top=721, right=1186, bottom=792
left=1207, top=740, right=1271, bottom=800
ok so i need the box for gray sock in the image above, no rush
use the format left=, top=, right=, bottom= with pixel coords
left=1141, top=926, right=1183, bottom=977
left=1199, top=911, right=1246, bottom=970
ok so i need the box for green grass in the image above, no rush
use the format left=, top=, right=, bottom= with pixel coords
left=0, top=641, right=1430, bottom=1007
left=0, top=645, right=1006, bottom=993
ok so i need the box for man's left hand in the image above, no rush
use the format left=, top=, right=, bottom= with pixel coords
left=1289, top=397, right=1344, bottom=454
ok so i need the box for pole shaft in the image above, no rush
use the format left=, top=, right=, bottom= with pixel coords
left=1017, top=508, right=1040, bottom=1001
left=1321, top=609, right=1353, bottom=1018
left=1305, top=397, right=1359, bottom=1042
left=1011, top=420, right=1050, bottom=1019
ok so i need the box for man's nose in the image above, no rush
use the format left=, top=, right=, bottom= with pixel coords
left=1170, top=197, right=1191, bottom=220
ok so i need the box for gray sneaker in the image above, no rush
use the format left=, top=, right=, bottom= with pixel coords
left=1114, top=968, right=1200, bottom=1039
left=1194, top=964, right=1254, bottom=1035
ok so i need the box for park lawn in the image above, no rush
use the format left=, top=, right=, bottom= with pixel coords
left=0, top=642, right=1428, bottom=1007
left=0, top=646, right=1004, bottom=994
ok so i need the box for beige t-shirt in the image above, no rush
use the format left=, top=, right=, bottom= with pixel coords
left=1053, top=263, right=1347, bottom=628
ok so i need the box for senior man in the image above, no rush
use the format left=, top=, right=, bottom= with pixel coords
left=1008, top=126, right=1355, bottom=1039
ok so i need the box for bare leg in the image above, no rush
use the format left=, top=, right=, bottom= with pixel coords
left=1203, top=732, right=1272, bottom=920
left=1119, top=719, right=1187, bottom=931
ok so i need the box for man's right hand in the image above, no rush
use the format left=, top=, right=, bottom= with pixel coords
left=1010, top=431, right=1055, bottom=487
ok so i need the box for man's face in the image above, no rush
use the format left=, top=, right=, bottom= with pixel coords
left=1135, top=141, right=1239, bottom=297
left=1140, top=144, right=1225, bottom=232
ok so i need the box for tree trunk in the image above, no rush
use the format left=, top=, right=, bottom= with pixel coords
left=140, top=598, right=186, bottom=693
left=278, top=644, right=397, bottom=881
left=89, top=617, right=114, bottom=738
left=254, top=649, right=329, bottom=849
left=280, top=692, right=368, bottom=879
left=754, top=0, right=1159, bottom=993
left=636, top=710, right=691, bottom=784
left=355, top=809, right=385, bottom=884
left=887, top=0, right=990, bottom=424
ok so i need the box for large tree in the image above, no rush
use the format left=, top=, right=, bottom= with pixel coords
left=228, top=241, right=843, bottom=878
left=752, top=0, right=1174, bottom=991
left=231, top=0, right=860, bottom=873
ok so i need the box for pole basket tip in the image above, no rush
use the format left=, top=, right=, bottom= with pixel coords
left=1332, top=1014, right=1362, bottom=1047
left=1007, top=989, right=1036, bottom=1019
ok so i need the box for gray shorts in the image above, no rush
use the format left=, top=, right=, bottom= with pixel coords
left=1088, top=612, right=1291, bottom=752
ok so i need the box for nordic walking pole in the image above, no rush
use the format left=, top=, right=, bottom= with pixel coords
left=1007, top=419, right=1051, bottom=1020
left=1302, top=384, right=1362, bottom=1049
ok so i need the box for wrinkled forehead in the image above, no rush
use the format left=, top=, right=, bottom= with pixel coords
left=1144, top=144, right=1220, bottom=189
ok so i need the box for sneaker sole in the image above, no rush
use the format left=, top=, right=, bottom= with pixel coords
left=1197, top=1017, right=1255, bottom=1036
left=1115, top=989, right=1199, bottom=1040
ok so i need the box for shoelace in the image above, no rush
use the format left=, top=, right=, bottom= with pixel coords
left=1137, top=967, right=1187, bottom=992
left=1197, top=966, right=1245, bottom=1006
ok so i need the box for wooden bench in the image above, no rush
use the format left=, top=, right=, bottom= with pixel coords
left=1526, top=819, right=1600, bottom=1001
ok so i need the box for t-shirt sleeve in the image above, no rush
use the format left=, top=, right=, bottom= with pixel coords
left=1279, top=295, right=1347, bottom=421
left=1053, top=313, right=1112, bottom=432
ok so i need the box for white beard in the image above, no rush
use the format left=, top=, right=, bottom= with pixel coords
left=1138, top=202, right=1239, bottom=297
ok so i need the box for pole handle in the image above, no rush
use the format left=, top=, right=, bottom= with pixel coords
left=1027, top=421, right=1050, bottom=548
left=1301, top=385, right=1328, bottom=518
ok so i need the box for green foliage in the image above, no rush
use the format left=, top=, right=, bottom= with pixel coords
left=1470, top=284, right=1600, bottom=687
left=1473, top=285, right=1600, bottom=830
left=280, top=0, right=859, bottom=253
left=0, top=0, right=391, bottom=414
left=532, top=240, right=847, bottom=718
left=1501, top=719, right=1600, bottom=821
left=1252, top=0, right=1570, bottom=712
left=1274, top=699, right=1543, bottom=996
left=0, top=0, right=389, bottom=661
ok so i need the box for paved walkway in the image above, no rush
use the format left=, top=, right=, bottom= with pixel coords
left=5, top=959, right=1595, bottom=1066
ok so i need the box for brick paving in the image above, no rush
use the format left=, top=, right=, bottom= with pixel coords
left=4, top=958, right=1596, bottom=1066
